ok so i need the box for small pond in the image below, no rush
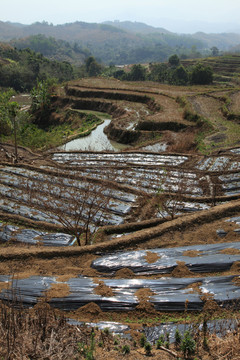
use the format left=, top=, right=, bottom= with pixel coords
left=60, top=120, right=129, bottom=152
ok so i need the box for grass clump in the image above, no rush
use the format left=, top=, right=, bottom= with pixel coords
left=122, top=344, right=130, bottom=355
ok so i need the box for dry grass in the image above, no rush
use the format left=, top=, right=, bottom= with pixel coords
left=230, top=92, right=240, bottom=114
left=208, top=332, right=240, bottom=359
left=1, top=297, right=240, bottom=359
left=163, top=130, right=197, bottom=153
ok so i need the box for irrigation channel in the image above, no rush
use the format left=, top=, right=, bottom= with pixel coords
left=0, top=141, right=240, bottom=340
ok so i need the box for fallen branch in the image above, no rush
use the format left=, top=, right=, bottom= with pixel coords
left=159, top=345, right=178, bottom=357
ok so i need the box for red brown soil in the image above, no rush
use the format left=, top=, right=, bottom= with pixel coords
left=202, top=298, right=221, bottom=315
left=232, top=276, right=240, bottom=286
left=230, top=261, right=240, bottom=272
left=0, top=143, right=46, bottom=166
left=135, top=288, right=156, bottom=301
left=145, top=251, right=161, bottom=263
left=0, top=253, right=98, bottom=278
left=185, top=282, right=203, bottom=294
left=94, top=281, right=114, bottom=297
left=182, top=250, right=202, bottom=257
left=221, top=248, right=240, bottom=255
left=135, top=300, right=157, bottom=315
left=115, top=268, right=135, bottom=278
left=135, top=288, right=157, bottom=315
left=0, top=281, right=10, bottom=292
left=171, top=261, right=194, bottom=277
left=73, top=302, right=102, bottom=318
left=45, top=283, right=70, bottom=299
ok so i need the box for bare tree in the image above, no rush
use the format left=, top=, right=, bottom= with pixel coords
left=156, top=168, right=196, bottom=220
left=25, top=169, right=117, bottom=246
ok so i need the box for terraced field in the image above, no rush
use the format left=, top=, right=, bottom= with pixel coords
left=1, top=78, right=240, bottom=358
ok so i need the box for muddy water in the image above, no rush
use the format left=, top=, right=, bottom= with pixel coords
left=60, top=119, right=129, bottom=152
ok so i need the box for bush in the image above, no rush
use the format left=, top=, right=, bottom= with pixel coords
left=180, top=330, right=196, bottom=358
left=140, top=334, right=147, bottom=347
left=169, top=54, right=180, bottom=66
left=190, top=63, right=213, bottom=85
left=145, top=342, right=152, bottom=356
left=122, top=344, right=130, bottom=355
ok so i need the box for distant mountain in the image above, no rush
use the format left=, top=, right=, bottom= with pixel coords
left=192, top=32, right=240, bottom=50
left=103, top=20, right=171, bottom=34
left=150, top=18, right=240, bottom=35
left=1, top=20, right=240, bottom=65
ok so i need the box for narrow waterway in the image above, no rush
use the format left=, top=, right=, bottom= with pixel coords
left=60, top=119, right=129, bottom=152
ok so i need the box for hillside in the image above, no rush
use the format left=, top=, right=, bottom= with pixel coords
left=10, top=34, right=91, bottom=66
left=0, top=43, right=76, bottom=91
left=1, top=20, right=240, bottom=65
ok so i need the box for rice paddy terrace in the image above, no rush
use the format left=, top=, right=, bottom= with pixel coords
left=1, top=78, right=240, bottom=345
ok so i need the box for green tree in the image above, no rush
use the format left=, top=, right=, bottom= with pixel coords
left=127, top=64, right=146, bottom=81
left=0, top=90, right=15, bottom=136
left=190, top=62, right=213, bottom=85
left=173, top=65, right=189, bottom=85
left=211, top=46, right=219, bottom=56
left=168, top=54, right=180, bottom=66
left=30, top=79, right=55, bottom=112
left=149, top=63, right=168, bottom=82
left=85, top=56, right=102, bottom=77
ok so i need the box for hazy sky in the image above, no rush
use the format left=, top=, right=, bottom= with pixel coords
left=1, top=0, right=240, bottom=33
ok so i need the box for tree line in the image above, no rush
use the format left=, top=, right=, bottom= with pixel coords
left=103, top=54, right=213, bottom=85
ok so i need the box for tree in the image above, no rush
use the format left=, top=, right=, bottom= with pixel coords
left=156, top=169, right=193, bottom=220
left=168, top=54, right=180, bottom=66
left=0, top=90, right=14, bottom=136
left=149, top=63, right=168, bottom=82
left=85, top=56, right=102, bottom=77
left=210, top=46, right=219, bottom=57
left=26, top=170, right=116, bottom=246
left=190, top=63, right=213, bottom=85
left=127, top=64, right=146, bottom=81
left=173, top=65, right=189, bottom=85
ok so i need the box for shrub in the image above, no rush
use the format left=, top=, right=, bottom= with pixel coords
left=122, top=344, right=130, bottom=355
left=190, top=63, right=213, bottom=85
left=181, top=330, right=196, bottom=358
left=140, top=334, right=147, bottom=347
left=144, top=342, right=152, bottom=356
left=156, top=334, right=165, bottom=349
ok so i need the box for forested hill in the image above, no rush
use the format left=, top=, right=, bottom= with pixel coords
left=10, top=35, right=91, bottom=66
left=1, top=20, right=240, bottom=65
left=0, top=43, right=77, bottom=91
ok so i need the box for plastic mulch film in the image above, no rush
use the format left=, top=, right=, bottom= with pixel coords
left=0, top=223, right=76, bottom=246
left=92, top=242, right=240, bottom=275
left=52, top=152, right=188, bottom=167
left=1, top=275, right=240, bottom=312
left=68, top=319, right=130, bottom=337
left=144, top=319, right=239, bottom=344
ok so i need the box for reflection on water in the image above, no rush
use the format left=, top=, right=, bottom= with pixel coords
left=60, top=120, right=129, bottom=152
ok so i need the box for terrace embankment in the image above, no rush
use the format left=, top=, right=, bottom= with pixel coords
left=44, top=81, right=206, bottom=147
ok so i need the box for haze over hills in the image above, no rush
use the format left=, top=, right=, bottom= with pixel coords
left=1, top=20, right=240, bottom=65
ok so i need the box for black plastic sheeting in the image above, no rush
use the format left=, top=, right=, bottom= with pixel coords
left=0, top=276, right=56, bottom=306
left=68, top=319, right=130, bottom=337
left=1, top=275, right=240, bottom=312
left=68, top=318, right=238, bottom=343
left=217, top=217, right=240, bottom=237
left=92, top=241, right=240, bottom=275
left=0, top=223, right=76, bottom=246
left=144, top=319, right=239, bottom=344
